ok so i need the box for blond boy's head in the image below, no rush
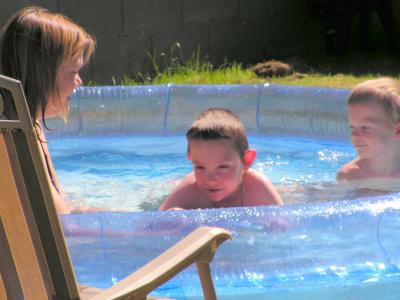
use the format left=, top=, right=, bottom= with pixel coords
left=186, top=108, right=249, bottom=159
left=348, top=77, right=400, bottom=124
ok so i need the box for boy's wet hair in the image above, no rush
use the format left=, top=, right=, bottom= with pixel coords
left=348, top=77, right=400, bottom=123
left=186, top=108, right=249, bottom=159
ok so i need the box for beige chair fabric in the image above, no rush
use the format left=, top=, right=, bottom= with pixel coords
left=0, top=74, right=231, bottom=300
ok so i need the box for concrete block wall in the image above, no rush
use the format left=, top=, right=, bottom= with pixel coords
left=1, top=0, right=399, bottom=84
left=0, top=0, right=322, bottom=84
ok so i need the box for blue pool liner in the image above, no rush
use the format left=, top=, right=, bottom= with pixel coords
left=62, top=193, right=400, bottom=299
left=47, top=84, right=351, bottom=141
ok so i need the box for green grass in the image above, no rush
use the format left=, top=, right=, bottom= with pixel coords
left=149, top=62, right=256, bottom=85
left=115, top=47, right=400, bottom=89
left=120, top=67, right=394, bottom=89
left=266, top=73, right=379, bottom=89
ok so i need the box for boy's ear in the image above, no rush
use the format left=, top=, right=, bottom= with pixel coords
left=243, top=149, right=256, bottom=169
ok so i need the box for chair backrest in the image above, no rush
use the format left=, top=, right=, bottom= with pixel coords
left=0, top=74, right=80, bottom=299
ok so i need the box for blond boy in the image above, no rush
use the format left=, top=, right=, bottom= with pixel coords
left=160, top=108, right=283, bottom=210
left=337, top=78, right=400, bottom=181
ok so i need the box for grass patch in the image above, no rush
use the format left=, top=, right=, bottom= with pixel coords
left=120, top=67, right=395, bottom=89
left=151, top=62, right=256, bottom=85
left=114, top=46, right=400, bottom=89
left=267, top=73, right=379, bottom=89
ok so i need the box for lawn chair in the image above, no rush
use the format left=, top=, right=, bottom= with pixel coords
left=0, top=74, right=231, bottom=300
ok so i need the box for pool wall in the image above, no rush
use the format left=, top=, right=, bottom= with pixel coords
left=48, top=84, right=350, bottom=141
left=51, top=84, right=400, bottom=299
left=63, top=194, right=400, bottom=299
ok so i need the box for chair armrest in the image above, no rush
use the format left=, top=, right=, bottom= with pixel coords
left=89, top=226, right=231, bottom=300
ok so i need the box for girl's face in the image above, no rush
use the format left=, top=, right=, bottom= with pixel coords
left=348, top=103, right=397, bottom=159
left=45, top=57, right=84, bottom=119
left=188, top=139, right=247, bottom=203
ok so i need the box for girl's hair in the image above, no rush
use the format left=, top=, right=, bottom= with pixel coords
left=186, top=108, right=249, bottom=160
left=0, top=6, right=95, bottom=124
left=348, top=77, right=400, bottom=123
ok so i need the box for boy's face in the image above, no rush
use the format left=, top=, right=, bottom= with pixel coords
left=188, top=139, right=247, bottom=203
left=348, top=103, right=398, bottom=159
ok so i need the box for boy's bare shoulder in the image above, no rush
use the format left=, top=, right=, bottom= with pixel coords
left=160, top=172, right=209, bottom=210
left=337, top=159, right=364, bottom=181
left=246, top=169, right=272, bottom=185
left=244, top=169, right=283, bottom=205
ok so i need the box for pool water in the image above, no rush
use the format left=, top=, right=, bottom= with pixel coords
left=49, top=134, right=365, bottom=211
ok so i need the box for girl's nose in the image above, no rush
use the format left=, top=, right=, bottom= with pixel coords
left=76, top=74, right=83, bottom=87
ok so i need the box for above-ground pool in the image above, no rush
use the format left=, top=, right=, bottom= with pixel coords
left=48, top=84, right=400, bottom=299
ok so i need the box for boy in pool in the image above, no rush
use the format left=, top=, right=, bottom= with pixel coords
left=337, top=77, right=400, bottom=181
left=160, top=108, right=283, bottom=210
